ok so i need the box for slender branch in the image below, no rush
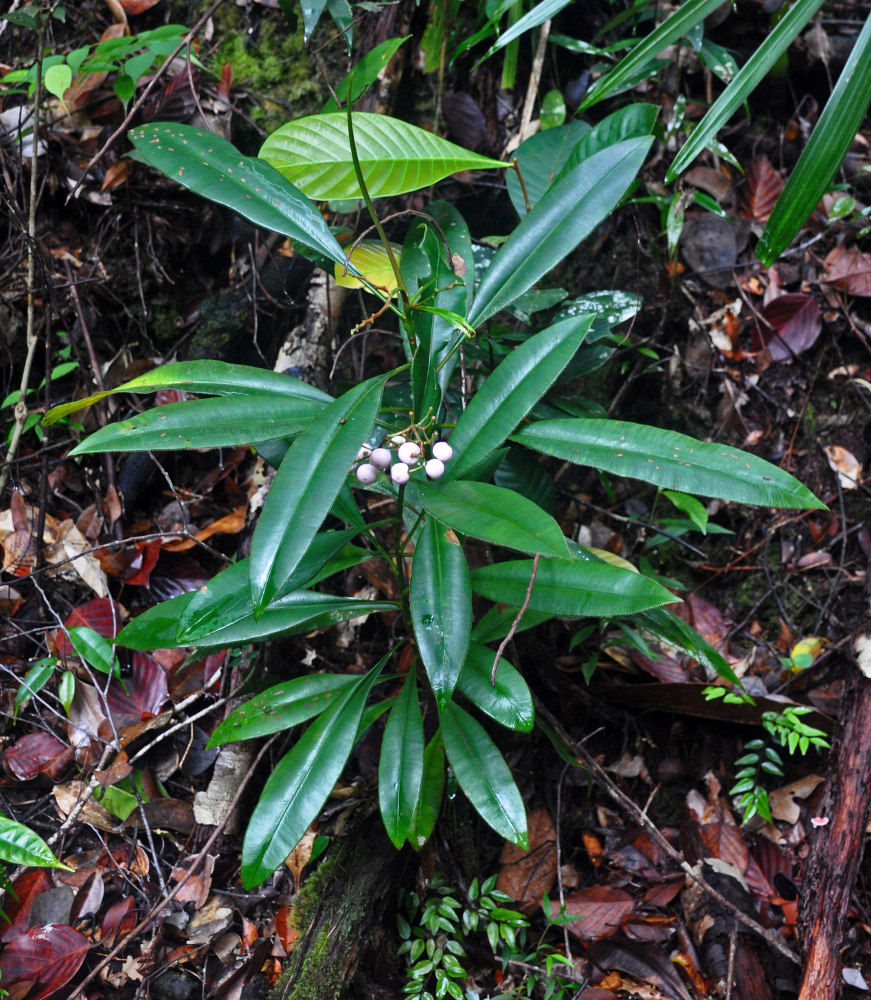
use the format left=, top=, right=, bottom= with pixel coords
left=492, top=554, right=540, bottom=684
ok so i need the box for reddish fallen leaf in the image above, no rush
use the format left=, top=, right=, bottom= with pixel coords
left=94, top=750, right=133, bottom=788
left=117, top=0, right=163, bottom=11
left=53, top=597, right=123, bottom=659
left=128, top=798, right=195, bottom=835
left=172, top=854, right=215, bottom=910
left=673, top=592, right=729, bottom=650
left=0, top=870, right=53, bottom=943
left=700, top=819, right=750, bottom=872
left=587, top=938, right=694, bottom=1000
left=496, top=809, right=557, bottom=913
left=741, top=156, right=785, bottom=223
left=217, top=61, right=233, bottom=105
left=559, top=886, right=635, bottom=941
left=68, top=871, right=105, bottom=926
left=642, top=876, right=684, bottom=908
left=102, top=896, right=137, bottom=946
left=0, top=585, right=22, bottom=616
left=122, top=538, right=162, bottom=586
left=823, top=245, right=871, bottom=296
left=3, top=731, right=73, bottom=781
left=583, top=831, right=604, bottom=868
left=100, top=159, right=131, bottom=192
left=751, top=293, right=821, bottom=361
left=275, top=905, right=297, bottom=953
left=795, top=551, right=834, bottom=570
left=161, top=506, right=246, bottom=552
left=105, top=651, right=168, bottom=727
left=0, top=923, right=90, bottom=1000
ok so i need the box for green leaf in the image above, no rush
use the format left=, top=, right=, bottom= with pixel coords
left=409, top=733, right=445, bottom=847
left=410, top=518, right=472, bottom=710
left=128, top=123, right=350, bottom=267
left=579, top=0, right=727, bottom=110
left=417, top=480, right=568, bottom=558
left=0, top=815, right=73, bottom=870
left=44, top=62, right=71, bottom=101
left=457, top=643, right=533, bottom=732
left=512, top=418, right=826, bottom=509
left=666, top=0, right=826, bottom=182
left=67, top=626, right=120, bottom=678
left=471, top=557, right=678, bottom=617
left=259, top=113, right=504, bottom=201
left=208, top=673, right=356, bottom=747
left=446, top=315, right=595, bottom=480
left=663, top=489, right=708, bottom=533
left=241, top=654, right=388, bottom=887
left=477, top=0, right=572, bottom=64
left=555, top=104, right=659, bottom=184
left=757, top=13, right=871, bottom=265
left=70, top=392, right=326, bottom=454
left=539, top=89, right=566, bottom=130
left=440, top=703, right=527, bottom=847
left=505, top=119, right=590, bottom=216
left=249, top=375, right=386, bottom=611
left=46, top=359, right=330, bottom=428
left=379, top=670, right=425, bottom=848
left=467, top=138, right=652, bottom=326
left=322, top=37, right=408, bottom=112
left=116, top=592, right=195, bottom=649
left=632, top=606, right=738, bottom=684
left=15, top=658, right=56, bottom=717
left=471, top=605, right=553, bottom=644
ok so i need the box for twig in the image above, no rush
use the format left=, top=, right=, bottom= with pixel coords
left=492, top=554, right=540, bottom=684
left=511, top=19, right=551, bottom=153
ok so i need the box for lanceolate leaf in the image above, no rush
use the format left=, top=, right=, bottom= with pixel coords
left=458, top=642, right=534, bottom=732
left=440, top=702, right=528, bottom=847
left=128, top=123, right=350, bottom=266
left=467, top=138, right=652, bottom=326
left=477, top=0, right=572, bottom=64
left=409, top=733, right=445, bottom=847
left=471, top=558, right=678, bottom=617
left=512, top=419, right=826, bottom=509
left=757, top=13, right=871, bottom=266
left=417, top=480, right=568, bottom=558
left=208, top=674, right=356, bottom=747
left=505, top=119, right=590, bottom=216
left=70, top=393, right=326, bottom=453
left=0, top=816, right=73, bottom=870
left=556, top=103, right=659, bottom=183
left=241, top=654, right=388, bottom=887
left=446, top=315, right=595, bottom=480
left=410, top=517, right=472, bottom=710
left=379, top=670, right=425, bottom=848
left=259, top=113, right=505, bottom=201
left=249, top=375, right=386, bottom=611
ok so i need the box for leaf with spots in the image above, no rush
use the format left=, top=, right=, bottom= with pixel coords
left=512, top=419, right=826, bottom=509
left=128, top=123, right=350, bottom=267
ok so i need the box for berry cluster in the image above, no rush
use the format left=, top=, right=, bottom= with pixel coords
left=355, top=435, right=453, bottom=486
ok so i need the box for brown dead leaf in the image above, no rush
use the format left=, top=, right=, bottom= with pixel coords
left=824, top=444, right=862, bottom=489
left=741, top=156, right=785, bottom=223
left=162, top=507, right=246, bottom=552
left=94, top=750, right=133, bottom=788
left=0, top=585, right=22, bottom=616
left=751, top=293, right=821, bottom=361
left=823, top=245, right=871, bottom=296
left=684, top=166, right=733, bottom=203
left=769, top=774, right=825, bottom=824
left=285, top=829, right=317, bottom=888
left=559, top=886, right=635, bottom=941
left=172, top=854, right=215, bottom=910
left=496, top=809, right=557, bottom=913
left=53, top=780, right=119, bottom=832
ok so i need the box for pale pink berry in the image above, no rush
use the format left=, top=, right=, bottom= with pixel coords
left=391, top=462, right=410, bottom=484
left=370, top=448, right=392, bottom=470
left=431, top=441, right=453, bottom=462
left=425, top=458, right=445, bottom=479
left=356, top=463, right=378, bottom=485
left=390, top=435, right=406, bottom=446
left=356, top=446, right=372, bottom=461
left=397, top=441, right=421, bottom=465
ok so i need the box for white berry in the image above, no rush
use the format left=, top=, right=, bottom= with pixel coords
left=390, top=435, right=406, bottom=446
left=425, top=458, right=445, bottom=479
left=370, top=448, right=392, bottom=469
left=356, top=446, right=372, bottom=461
left=431, top=441, right=453, bottom=462
left=391, top=462, right=410, bottom=484
left=356, top=463, right=378, bottom=485
left=397, top=441, right=421, bottom=465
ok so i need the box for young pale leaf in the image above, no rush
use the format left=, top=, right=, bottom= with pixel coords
left=259, top=113, right=504, bottom=201
left=410, top=517, right=472, bottom=710
left=45, top=359, right=330, bottom=428
left=757, top=14, right=871, bottom=266
left=379, top=670, right=425, bottom=848
left=249, top=375, right=386, bottom=611
left=579, top=0, right=727, bottom=110
left=334, top=240, right=403, bottom=291
left=446, top=315, right=595, bottom=480
left=409, top=733, right=445, bottom=847
left=0, top=815, right=73, bottom=870
left=440, top=703, right=528, bottom=848
left=666, top=0, right=825, bottom=181
left=417, top=480, right=568, bottom=558
left=512, top=419, right=826, bottom=509
left=458, top=642, right=534, bottom=732
left=467, top=138, right=652, bottom=326
left=471, top=558, right=678, bottom=617
left=128, top=123, right=350, bottom=267
left=208, top=674, right=356, bottom=747
left=241, top=655, right=387, bottom=887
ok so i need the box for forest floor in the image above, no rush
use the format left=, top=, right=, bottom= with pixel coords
left=2, top=1, right=871, bottom=999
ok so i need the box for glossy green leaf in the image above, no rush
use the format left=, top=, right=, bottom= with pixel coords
left=70, top=392, right=326, bottom=454
left=477, top=0, right=572, bottom=64
left=446, top=315, right=595, bottom=480
left=458, top=642, right=533, bottom=732
left=493, top=447, right=555, bottom=513
left=467, top=138, right=652, bottom=326
left=128, top=123, right=350, bottom=266
left=667, top=0, right=826, bottom=182
left=0, top=815, right=73, bottom=870
left=579, top=0, right=726, bottom=110
left=15, top=658, right=55, bottom=717
left=556, top=104, right=659, bottom=183
left=67, top=626, right=119, bottom=678
left=471, top=557, right=678, bottom=617
left=249, top=375, right=386, bottom=611
left=409, top=733, right=445, bottom=848
left=634, top=606, right=738, bottom=685
left=417, top=480, right=568, bottom=558
left=379, top=670, right=425, bottom=848
left=758, top=14, right=871, bottom=266
left=410, top=517, right=472, bottom=710
left=116, top=592, right=195, bottom=649
left=322, top=37, right=408, bottom=112
left=241, top=654, right=387, bottom=887
left=440, top=703, right=527, bottom=847
left=512, top=418, right=826, bottom=509
left=259, top=113, right=505, bottom=201
left=471, top=605, right=553, bottom=644
left=208, top=673, right=356, bottom=747
left=45, top=359, right=330, bottom=427
left=505, top=119, right=590, bottom=215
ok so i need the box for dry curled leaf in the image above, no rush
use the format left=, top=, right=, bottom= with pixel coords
left=824, top=444, right=862, bottom=490
left=496, top=809, right=557, bottom=913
